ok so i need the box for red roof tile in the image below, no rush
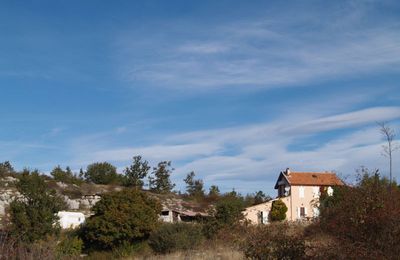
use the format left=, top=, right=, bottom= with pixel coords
left=285, top=172, right=344, bottom=186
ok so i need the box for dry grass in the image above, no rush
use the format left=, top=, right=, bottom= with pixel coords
left=128, top=246, right=244, bottom=260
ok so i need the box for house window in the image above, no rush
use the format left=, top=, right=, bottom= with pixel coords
left=299, top=186, right=305, bottom=198
left=300, top=207, right=306, bottom=217
left=261, top=211, right=269, bottom=224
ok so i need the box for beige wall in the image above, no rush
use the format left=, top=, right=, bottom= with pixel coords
left=243, top=197, right=291, bottom=224
left=243, top=185, right=333, bottom=224
left=243, top=201, right=273, bottom=224
left=286, top=185, right=321, bottom=221
left=243, top=185, right=336, bottom=224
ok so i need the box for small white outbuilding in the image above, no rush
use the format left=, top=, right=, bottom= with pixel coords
left=57, top=211, right=85, bottom=229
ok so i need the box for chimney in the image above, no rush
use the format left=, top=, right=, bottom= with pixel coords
left=285, top=168, right=291, bottom=176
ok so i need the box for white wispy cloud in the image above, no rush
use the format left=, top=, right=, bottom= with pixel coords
left=65, top=106, right=400, bottom=194
left=117, top=3, right=400, bottom=90
left=80, top=143, right=222, bottom=164
left=282, top=107, right=400, bottom=134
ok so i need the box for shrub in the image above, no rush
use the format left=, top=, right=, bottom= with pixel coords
left=8, top=170, right=66, bottom=243
left=50, top=165, right=83, bottom=185
left=56, top=233, right=83, bottom=258
left=81, top=189, right=161, bottom=250
left=0, top=161, right=15, bottom=177
left=149, top=223, right=204, bottom=254
left=0, top=233, right=58, bottom=259
left=84, top=162, right=120, bottom=185
left=202, top=193, right=245, bottom=238
left=214, top=194, right=244, bottom=225
left=242, top=223, right=305, bottom=260
left=270, top=199, right=287, bottom=221
left=319, top=169, right=400, bottom=258
left=112, top=240, right=152, bottom=258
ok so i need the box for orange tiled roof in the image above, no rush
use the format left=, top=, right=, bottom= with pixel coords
left=285, top=172, right=344, bottom=186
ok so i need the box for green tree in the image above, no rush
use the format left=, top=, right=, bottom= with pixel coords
left=270, top=199, right=288, bottom=221
left=8, top=169, right=66, bottom=242
left=208, top=185, right=220, bottom=198
left=149, top=161, right=175, bottom=193
left=51, top=165, right=82, bottom=185
left=123, top=155, right=150, bottom=189
left=184, top=171, right=204, bottom=198
left=254, top=190, right=270, bottom=205
left=81, top=189, right=161, bottom=249
left=84, top=162, right=119, bottom=185
left=0, top=161, right=14, bottom=176
left=203, top=192, right=245, bottom=238
left=215, top=193, right=245, bottom=225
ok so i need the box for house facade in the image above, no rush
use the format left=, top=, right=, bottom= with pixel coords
left=243, top=168, right=344, bottom=224
left=57, top=211, right=86, bottom=229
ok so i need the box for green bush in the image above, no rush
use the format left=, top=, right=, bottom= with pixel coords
left=214, top=194, right=244, bottom=225
left=149, top=223, right=204, bottom=254
left=270, top=199, right=287, bottom=221
left=50, top=165, right=83, bottom=185
left=84, top=162, right=120, bottom=185
left=8, top=170, right=66, bottom=243
left=242, top=223, right=305, bottom=260
left=56, top=233, right=83, bottom=258
left=81, top=189, right=161, bottom=250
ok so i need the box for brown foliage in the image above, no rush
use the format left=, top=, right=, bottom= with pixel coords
left=318, top=171, right=400, bottom=259
left=241, top=223, right=306, bottom=260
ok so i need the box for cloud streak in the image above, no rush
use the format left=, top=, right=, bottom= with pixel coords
left=65, top=106, right=400, bottom=194
left=118, top=5, right=400, bottom=91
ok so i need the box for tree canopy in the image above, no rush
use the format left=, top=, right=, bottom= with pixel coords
left=51, top=165, right=83, bottom=185
left=184, top=171, right=204, bottom=198
left=0, top=161, right=14, bottom=176
left=81, top=189, right=161, bottom=249
left=84, top=162, right=119, bottom=185
left=123, top=155, right=150, bottom=188
left=8, top=169, right=66, bottom=242
left=149, top=161, right=175, bottom=193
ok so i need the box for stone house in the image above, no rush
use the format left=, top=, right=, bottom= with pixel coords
left=243, top=168, right=344, bottom=224
left=57, top=211, right=85, bottom=229
left=160, top=208, right=208, bottom=223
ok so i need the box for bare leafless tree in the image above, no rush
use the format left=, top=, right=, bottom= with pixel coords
left=378, top=122, right=399, bottom=186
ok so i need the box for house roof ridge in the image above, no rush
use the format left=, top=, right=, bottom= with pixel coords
left=274, top=169, right=344, bottom=188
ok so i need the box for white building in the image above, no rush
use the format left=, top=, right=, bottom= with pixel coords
left=57, top=211, right=85, bottom=229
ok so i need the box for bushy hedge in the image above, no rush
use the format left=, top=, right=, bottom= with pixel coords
left=148, top=223, right=204, bottom=254
left=270, top=199, right=287, bottom=222
left=242, top=223, right=305, bottom=260
left=318, top=171, right=400, bottom=258
left=81, top=189, right=161, bottom=250
left=56, top=233, right=83, bottom=258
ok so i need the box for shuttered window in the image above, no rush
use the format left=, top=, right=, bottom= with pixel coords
left=300, top=207, right=306, bottom=217
left=299, top=186, right=305, bottom=198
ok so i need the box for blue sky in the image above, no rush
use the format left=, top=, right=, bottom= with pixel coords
left=1, top=0, right=400, bottom=195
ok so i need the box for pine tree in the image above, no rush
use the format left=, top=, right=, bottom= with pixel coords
left=150, top=161, right=175, bottom=193
left=184, top=171, right=204, bottom=197
left=123, top=156, right=150, bottom=189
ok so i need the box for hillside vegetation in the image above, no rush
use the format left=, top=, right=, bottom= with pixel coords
left=1, top=159, right=400, bottom=259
